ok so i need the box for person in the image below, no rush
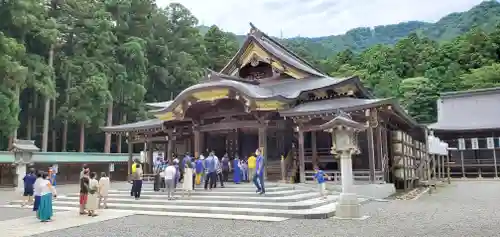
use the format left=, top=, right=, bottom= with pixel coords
left=22, top=168, right=37, bottom=207
left=221, top=154, right=230, bottom=182
left=233, top=155, right=241, bottom=184
left=33, top=171, right=43, bottom=214
left=174, top=159, right=180, bottom=189
left=180, top=152, right=192, bottom=183
left=48, top=165, right=57, bottom=186
left=313, top=166, right=329, bottom=199
left=241, top=159, right=249, bottom=182
left=195, top=156, right=204, bottom=186
left=191, top=159, right=196, bottom=190
left=37, top=172, right=56, bottom=222
left=79, top=170, right=90, bottom=215
left=214, top=153, right=224, bottom=188
left=182, top=160, right=194, bottom=197
left=253, top=148, right=265, bottom=194
left=86, top=172, right=99, bottom=216
left=248, top=153, right=256, bottom=179
left=159, top=162, right=166, bottom=192
left=164, top=161, right=177, bottom=200
left=98, top=172, right=110, bottom=209
left=131, top=161, right=143, bottom=200
left=80, top=165, right=89, bottom=179
left=204, top=151, right=217, bottom=190
left=153, top=157, right=163, bottom=192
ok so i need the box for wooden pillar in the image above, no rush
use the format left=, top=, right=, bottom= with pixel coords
left=298, top=130, right=305, bottom=183
left=193, top=129, right=201, bottom=158
left=258, top=125, right=268, bottom=179
left=365, top=109, right=376, bottom=183
left=460, top=150, right=465, bottom=178
left=311, top=131, right=317, bottom=167
left=375, top=126, right=383, bottom=182
left=127, top=134, right=133, bottom=175
left=167, top=136, right=174, bottom=163
left=146, top=141, right=153, bottom=173
left=494, top=148, right=498, bottom=178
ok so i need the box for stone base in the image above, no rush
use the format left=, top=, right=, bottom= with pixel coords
left=335, top=193, right=362, bottom=219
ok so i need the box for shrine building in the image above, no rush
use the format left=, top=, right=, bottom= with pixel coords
left=102, top=24, right=427, bottom=188
left=430, top=87, right=500, bottom=178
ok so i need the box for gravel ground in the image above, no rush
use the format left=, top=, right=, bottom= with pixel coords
left=27, top=181, right=500, bottom=237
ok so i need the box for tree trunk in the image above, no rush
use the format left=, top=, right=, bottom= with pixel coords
left=32, top=93, right=37, bottom=137
left=79, top=122, right=85, bottom=152
left=104, top=101, right=113, bottom=153
left=117, top=113, right=126, bottom=153
left=42, top=44, right=54, bottom=152
left=51, top=99, right=57, bottom=151
left=27, top=101, right=32, bottom=139
left=62, top=71, right=71, bottom=152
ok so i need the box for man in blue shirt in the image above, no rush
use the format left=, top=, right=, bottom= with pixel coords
left=252, top=148, right=265, bottom=194
left=204, top=151, right=217, bottom=190
left=22, top=168, right=37, bottom=206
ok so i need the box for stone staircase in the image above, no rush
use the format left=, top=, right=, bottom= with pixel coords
left=5, top=183, right=366, bottom=222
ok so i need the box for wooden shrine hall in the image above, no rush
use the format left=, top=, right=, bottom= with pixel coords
left=102, top=23, right=426, bottom=187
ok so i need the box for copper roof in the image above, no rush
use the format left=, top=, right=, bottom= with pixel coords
left=101, top=119, right=163, bottom=134
left=220, top=23, right=325, bottom=77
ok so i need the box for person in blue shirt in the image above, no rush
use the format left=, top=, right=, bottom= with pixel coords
left=195, top=156, right=204, bottom=186
left=204, top=151, right=217, bottom=190
left=252, top=148, right=265, bottom=194
left=313, top=166, right=330, bottom=199
left=22, top=168, right=37, bottom=206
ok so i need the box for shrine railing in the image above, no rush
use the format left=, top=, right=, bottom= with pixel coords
left=304, top=170, right=385, bottom=183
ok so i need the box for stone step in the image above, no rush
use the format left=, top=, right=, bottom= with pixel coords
left=1, top=205, right=288, bottom=222
left=45, top=198, right=339, bottom=218
left=63, top=191, right=326, bottom=202
left=124, top=185, right=293, bottom=193
left=108, top=189, right=309, bottom=197
left=51, top=195, right=339, bottom=210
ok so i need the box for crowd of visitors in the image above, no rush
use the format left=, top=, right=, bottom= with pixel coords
left=20, top=164, right=111, bottom=222
left=149, top=148, right=266, bottom=197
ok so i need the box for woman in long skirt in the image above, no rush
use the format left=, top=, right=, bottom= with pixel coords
left=37, top=172, right=56, bottom=222
left=86, top=172, right=99, bottom=216
left=233, top=156, right=241, bottom=184
left=182, top=162, right=194, bottom=197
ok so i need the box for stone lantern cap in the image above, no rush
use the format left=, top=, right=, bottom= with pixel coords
left=10, top=139, right=40, bottom=152
left=319, top=112, right=367, bottom=132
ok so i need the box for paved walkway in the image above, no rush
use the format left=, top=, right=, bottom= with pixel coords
left=1, top=181, right=498, bottom=236
left=27, top=181, right=500, bottom=237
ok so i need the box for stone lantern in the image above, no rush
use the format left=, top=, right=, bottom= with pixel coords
left=319, top=112, right=367, bottom=219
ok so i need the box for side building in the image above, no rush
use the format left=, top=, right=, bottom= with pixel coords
left=429, top=87, right=500, bottom=178
left=102, top=24, right=427, bottom=189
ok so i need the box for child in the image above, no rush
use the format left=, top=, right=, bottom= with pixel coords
left=313, top=166, right=329, bottom=200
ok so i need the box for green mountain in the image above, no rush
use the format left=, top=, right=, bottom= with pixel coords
left=199, top=0, right=500, bottom=58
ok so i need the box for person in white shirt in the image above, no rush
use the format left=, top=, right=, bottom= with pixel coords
left=98, top=172, right=110, bottom=209
left=164, top=161, right=177, bottom=200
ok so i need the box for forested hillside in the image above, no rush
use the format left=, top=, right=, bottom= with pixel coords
left=0, top=0, right=499, bottom=152
left=283, top=0, right=500, bottom=57
left=204, top=1, right=500, bottom=58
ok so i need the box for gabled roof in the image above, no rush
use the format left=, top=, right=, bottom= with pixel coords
left=10, top=140, right=39, bottom=152
left=429, top=87, right=500, bottom=131
left=152, top=72, right=365, bottom=116
left=220, top=23, right=325, bottom=77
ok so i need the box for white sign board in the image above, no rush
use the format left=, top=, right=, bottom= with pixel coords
left=471, top=138, right=479, bottom=150
left=109, top=163, right=115, bottom=172
left=487, top=137, right=495, bottom=149
left=458, top=138, right=465, bottom=150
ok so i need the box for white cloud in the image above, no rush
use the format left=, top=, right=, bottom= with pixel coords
left=157, top=0, right=485, bottom=37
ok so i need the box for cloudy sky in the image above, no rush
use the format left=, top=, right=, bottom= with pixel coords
left=157, top=0, right=486, bottom=37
